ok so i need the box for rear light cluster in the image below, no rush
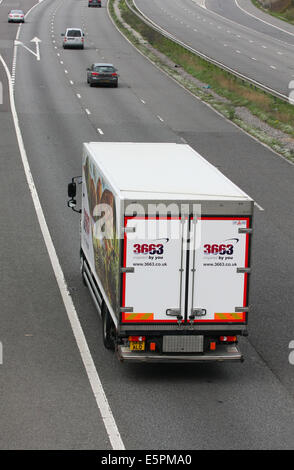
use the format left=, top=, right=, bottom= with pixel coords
left=220, top=336, right=237, bottom=343
left=128, top=336, right=145, bottom=342
left=209, top=336, right=237, bottom=351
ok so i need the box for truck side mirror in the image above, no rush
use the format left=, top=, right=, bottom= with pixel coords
left=68, top=182, right=76, bottom=198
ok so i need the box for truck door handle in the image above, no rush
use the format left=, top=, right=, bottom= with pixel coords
left=166, top=308, right=183, bottom=321
left=190, top=308, right=207, bottom=317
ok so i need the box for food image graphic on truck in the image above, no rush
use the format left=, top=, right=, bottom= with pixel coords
left=67, top=142, right=253, bottom=363
left=83, top=156, right=120, bottom=314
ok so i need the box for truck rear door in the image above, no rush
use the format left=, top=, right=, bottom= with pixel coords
left=121, top=215, right=251, bottom=325
left=122, top=216, right=188, bottom=323
left=188, top=216, right=251, bottom=323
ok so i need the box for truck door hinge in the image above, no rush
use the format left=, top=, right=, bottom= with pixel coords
left=120, top=267, right=135, bottom=273
left=124, top=226, right=136, bottom=233
left=238, top=228, right=253, bottom=234
left=235, top=306, right=250, bottom=313
left=120, top=307, right=133, bottom=313
left=236, top=267, right=251, bottom=274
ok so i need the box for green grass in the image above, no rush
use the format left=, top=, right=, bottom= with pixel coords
left=109, top=0, right=294, bottom=161
left=251, top=0, right=294, bottom=25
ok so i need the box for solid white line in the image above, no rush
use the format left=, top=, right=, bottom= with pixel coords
left=85, top=108, right=91, bottom=114
left=70, top=80, right=74, bottom=85
left=97, top=128, right=104, bottom=135
left=0, top=44, right=125, bottom=455
left=76, top=93, right=81, bottom=98
left=140, top=98, right=146, bottom=104
left=2, top=0, right=125, bottom=450
left=114, top=0, right=293, bottom=166
left=157, top=115, right=164, bottom=121
left=235, top=0, right=294, bottom=38
left=132, top=0, right=288, bottom=101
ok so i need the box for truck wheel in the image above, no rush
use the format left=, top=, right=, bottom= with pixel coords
left=102, top=303, right=116, bottom=350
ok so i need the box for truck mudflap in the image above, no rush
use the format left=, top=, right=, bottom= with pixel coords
left=117, top=344, right=243, bottom=363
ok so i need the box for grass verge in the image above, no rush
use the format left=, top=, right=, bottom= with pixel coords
left=251, top=0, right=294, bottom=25
left=109, top=0, right=294, bottom=162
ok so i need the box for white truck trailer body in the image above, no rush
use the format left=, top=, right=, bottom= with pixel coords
left=73, top=142, right=253, bottom=362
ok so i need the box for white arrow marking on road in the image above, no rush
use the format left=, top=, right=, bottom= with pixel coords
left=14, top=37, right=42, bottom=61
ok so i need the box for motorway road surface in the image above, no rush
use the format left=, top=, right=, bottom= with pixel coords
left=134, top=0, right=294, bottom=98
left=0, top=0, right=294, bottom=449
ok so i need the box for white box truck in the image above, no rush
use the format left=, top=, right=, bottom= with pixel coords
left=67, top=143, right=253, bottom=362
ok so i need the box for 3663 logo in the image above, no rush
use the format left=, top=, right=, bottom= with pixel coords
left=203, top=238, right=239, bottom=255
left=133, top=243, right=164, bottom=255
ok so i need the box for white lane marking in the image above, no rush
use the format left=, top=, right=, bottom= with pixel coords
left=0, top=10, right=124, bottom=454
left=14, top=37, right=42, bottom=61
left=60, top=60, right=63, bottom=64
left=122, top=2, right=293, bottom=166
left=262, top=45, right=267, bottom=48
left=254, top=202, right=264, bottom=211
left=97, top=128, right=104, bottom=135
left=270, top=65, right=276, bottom=69
left=76, top=93, right=81, bottom=98
left=140, top=98, right=146, bottom=104
left=236, top=50, right=241, bottom=53
left=251, top=57, right=257, bottom=61
left=235, top=0, right=294, bottom=38
left=85, top=108, right=91, bottom=115
left=70, top=80, right=74, bottom=85
left=157, top=115, right=164, bottom=122
left=133, top=0, right=288, bottom=101
left=64, top=69, right=68, bottom=74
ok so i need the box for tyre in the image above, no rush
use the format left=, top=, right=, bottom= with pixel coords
left=102, top=303, right=116, bottom=350
left=113, top=82, right=118, bottom=88
left=90, top=82, right=94, bottom=87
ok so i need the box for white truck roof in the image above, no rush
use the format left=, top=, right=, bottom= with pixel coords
left=84, top=142, right=252, bottom=201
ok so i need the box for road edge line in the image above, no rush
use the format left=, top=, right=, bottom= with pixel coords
left=0, top=47, right=125, bottom=452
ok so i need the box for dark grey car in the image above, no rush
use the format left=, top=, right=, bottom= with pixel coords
left=87, top=63, right=118, bottom=87
left=88, top=0, right=101, bottom=6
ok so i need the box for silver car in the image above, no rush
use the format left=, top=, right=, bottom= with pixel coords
left=8, top=10, right=25, bottom=23
left=62, top=28, right=84, bottom=49
left=87, top=63, right=118, bottom=87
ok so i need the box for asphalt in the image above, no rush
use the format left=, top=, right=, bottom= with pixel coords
left=134, top=0, right=294, bottom=96
left=0, top=0, right=111, bottom=450
left=0, top=0, right=294, bottom=450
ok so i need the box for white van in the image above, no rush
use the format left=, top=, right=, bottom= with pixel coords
left=62, top=28, right=85, bottom=49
